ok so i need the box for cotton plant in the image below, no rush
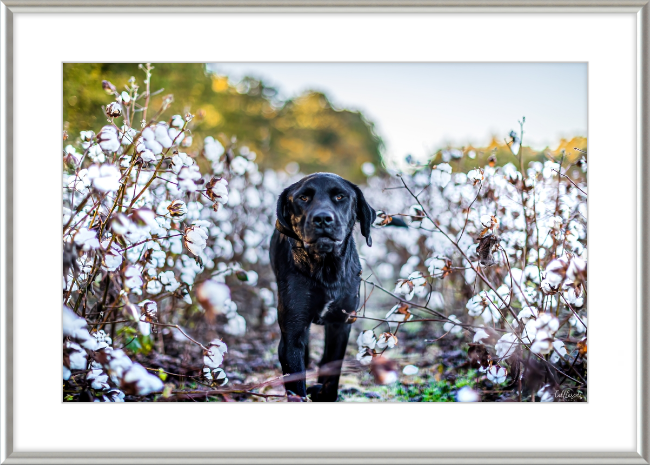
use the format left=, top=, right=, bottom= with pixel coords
left=393, top=271, right=426, bottom=301
left=63, top=305, right=164, bottom=401
left=486, top=365, right=507, bottom=384
left=357, top=127, right=587, bottom=400
left=202, top=339, right=229, bottom=386
left=355, top=328, right=396, bottom=366
left=443, top=315, right=463, bottom=335
left=62, top=69, right=285, bottom=401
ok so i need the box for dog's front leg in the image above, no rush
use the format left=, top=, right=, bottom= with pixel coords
left=278, top=323, right=310, bottom=399
left=313, top=322, right=351, bottom=402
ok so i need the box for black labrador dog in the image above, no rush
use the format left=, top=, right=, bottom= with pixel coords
left=270, top=172, right=376, bottom=402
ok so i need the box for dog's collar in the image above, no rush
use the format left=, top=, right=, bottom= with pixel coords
left=275, top=219, right=303, bottom=244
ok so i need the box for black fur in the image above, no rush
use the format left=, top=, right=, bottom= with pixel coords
left=270, top=173, right=376, bottom=401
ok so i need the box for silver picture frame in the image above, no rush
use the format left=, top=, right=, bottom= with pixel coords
left=1, top=1, right=648, bottom=463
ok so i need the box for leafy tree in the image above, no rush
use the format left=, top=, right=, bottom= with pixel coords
left=63, top=63, right=384, bottom=182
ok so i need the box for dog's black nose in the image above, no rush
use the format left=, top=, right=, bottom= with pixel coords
left=312, top=211, right=334, bottom=227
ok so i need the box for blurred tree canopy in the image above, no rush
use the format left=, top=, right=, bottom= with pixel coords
left=439, top=135, right=588, bottom=172
left=63, top=63, right=384, bottom=183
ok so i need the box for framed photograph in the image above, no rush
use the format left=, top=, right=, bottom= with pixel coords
left=1, top=1, right=648, bottom=463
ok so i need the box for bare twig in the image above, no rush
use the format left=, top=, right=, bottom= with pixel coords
left=552, top=169, right=587, bottom=196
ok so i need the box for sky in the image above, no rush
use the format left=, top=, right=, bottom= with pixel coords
left=209, top=63, right=587, bottom=168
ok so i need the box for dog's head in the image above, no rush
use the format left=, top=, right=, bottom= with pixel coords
left=276, top=173, right=376, bottom=256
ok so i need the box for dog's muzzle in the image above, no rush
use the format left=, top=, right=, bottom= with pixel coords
left=304, top=236, right=343, bottom=254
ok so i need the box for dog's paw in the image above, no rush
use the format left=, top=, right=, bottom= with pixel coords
left=306, top=383, right=323, bottom=401
left=307, top=384, right=340, bottom=402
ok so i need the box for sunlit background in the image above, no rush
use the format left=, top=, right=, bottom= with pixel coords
left=210, top=63, right=587, bottom=167
left=64, top=63, right=587, bottom=181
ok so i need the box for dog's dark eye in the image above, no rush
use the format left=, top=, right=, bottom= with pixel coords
left=335, top=195, right=345, bottom=201
left=299, top=195, right=309, bottom=202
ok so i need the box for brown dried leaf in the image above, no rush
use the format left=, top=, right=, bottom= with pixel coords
left=467, top=343, right=490, bottom=370
left=476, top=234, right=500, bottom=266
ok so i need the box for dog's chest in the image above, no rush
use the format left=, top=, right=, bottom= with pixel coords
left=318, top=300, right=334, bottom=319
left=310, top=291, right=355, bottom=325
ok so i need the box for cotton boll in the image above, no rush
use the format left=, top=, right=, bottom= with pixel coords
left=98, top=126, right=120, bottom=152
left=230, top=156, right=249, bottom=175
left=171, top=152, right=194, bottom=174
left=467, top=169, right=484, bottom=185
left=264, top=307, right=278, bottom=326
left=203, top=340, right=226, bottom=369
left=89, top=164, right=121, bottom=192
left=537, top=384, right=555, bottom=402
left=473, top=328, right=489, bottom=343
left=376, top=332, right=398, bottom=350
left=518, top=306, right=539, bottom=325
left=168, top=127, right=183, bottom=145
left=357, top=330, right=377, bottom=350
left=361, top=162, right=376, bottom=176
left=74, top=228, right=100, bottom=251
left=154, top=123, right=174, bottom=148
left=140, top=149, right=156, bottom=163
left=196, top=280, right=231, bottom=316
left=63, top=305, right=99, bottom=350
left=204, top=136, right=225, bottom=162
left=93, top=330, right=113, bottom=350
left=119, top=126, right=137, bottom=145
left=159, top=270, right=180, bottom=292
left=394, top=279, right=415, bottom=301
left=403, top=365, right=419, bottom=376
left=245, top=270, right=258, bottom=286
left=430, top=163, right=452, bottom=188
left=486, top=365, right=507, bottom=384
left=88, top=144, right=106, bottom=163
left=122, top=363, right=164, bottom=396
left=184, top=224, right=209, bottom=257
left=141, top=127, right=163, bottom=154
left=544, top=258, right=569, bottom=287
left=466, top=293, right=487, bottom=317
left=206, top=177, right=229, bottom=205
left=101, top=240, right=123, bottom=271
left=64, top=341, right=87, bottom=372
left=146, top=279, right=163, bottom=296
left=178, top=166, right=202, bottom=192
left=443, top=315, right=463, bottom=334
left=495, top=333, right=517, bottom=360
left=171, top=114, right=184, bottom=128
left=550, top=340, right=568, bottom=364
left=384, top=304, right=413, bottom=332
left=259, top=288, right=275, bottom=307
left=87, top=368, right=110, bottom=390
left=465, top=264, right=477, bottom=284
left=356, top=348, right=373, bottom=366
left=167, top=199, right=188, bottom=220
left=124, top=266, right=144, bottom=290
left=244, top=187, right=261, bottom=208
left=457, top=386, right=479, bottom=402
left=569, top=315, right=587, bottom=333
left=224, top=313, right=247, bottom=336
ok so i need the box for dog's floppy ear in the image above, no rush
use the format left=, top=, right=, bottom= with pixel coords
left=347, top=181, right=377, bottom=247
left=276, top=186, right=302, bottom=242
